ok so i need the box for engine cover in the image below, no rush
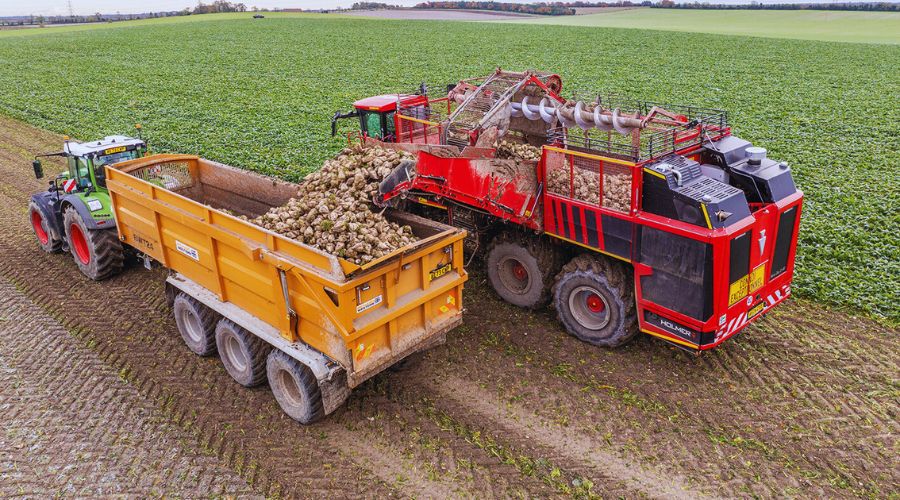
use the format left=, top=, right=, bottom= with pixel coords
left=642, top=155, right=751, bottom=229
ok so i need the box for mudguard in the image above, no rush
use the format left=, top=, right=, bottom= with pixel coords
left=60, top=193, right=117, bottom=231
left=30, top=191, right=64, bottom=242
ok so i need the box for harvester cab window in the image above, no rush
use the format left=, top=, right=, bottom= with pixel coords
left=384, top=111, right=396, bottom=141
left=363, top=111, right=383, bottom=139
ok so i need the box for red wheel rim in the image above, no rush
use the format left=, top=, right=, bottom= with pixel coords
left=512, top=262, right=528, bottom=281
left=586, top=293, right=605, bottom=313
left=31, top=210, right=49, bottom=245
left=69, top=223, right=91, bottom=265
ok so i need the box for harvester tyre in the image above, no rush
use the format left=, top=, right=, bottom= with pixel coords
left=173, top=293, right=219, bottom=356
left=29, top=201, right=62, bottom=253
left=267, top=349, right=324, bottom=425
left=216, top=319, right=270, bottom=387
left=486, top=232, right=562, bottom=309
left=62, top=206, right=123, bottom=280
left=552, top=254, right=637, bottom=348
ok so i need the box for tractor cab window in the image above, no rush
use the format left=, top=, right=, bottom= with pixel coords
left=68, top=156, right=91, bottom=184
left=93, top=149, right=140, bottom=187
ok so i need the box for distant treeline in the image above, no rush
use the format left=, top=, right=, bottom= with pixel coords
left=653, top=1, right=899, bottom=11
left=413, top=2, right=581, bottom=15
left=351, top=2, right=405, bottom=8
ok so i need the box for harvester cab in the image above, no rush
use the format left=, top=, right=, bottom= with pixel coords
left=29, top=130, right=147, bottom=281
left=331, top=90, right=429, bottom=142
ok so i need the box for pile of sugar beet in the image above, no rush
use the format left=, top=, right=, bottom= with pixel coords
left=242, top=145, right=417, bottom=265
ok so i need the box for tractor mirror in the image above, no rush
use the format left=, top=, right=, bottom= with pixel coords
left=32, top=160, right=43, bottom=179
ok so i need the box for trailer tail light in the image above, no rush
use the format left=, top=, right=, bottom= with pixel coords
left=769, top=206, right=798, bottom=279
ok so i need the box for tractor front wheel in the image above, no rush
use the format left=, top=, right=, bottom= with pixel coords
left=552, top=255, right=637, bottom=348
left=63, top=206, right=124, bottom=281
left=29, top=202, right=62, bottom=253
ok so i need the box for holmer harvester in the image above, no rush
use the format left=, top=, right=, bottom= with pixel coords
left=333, top=69, right=804, bottom=351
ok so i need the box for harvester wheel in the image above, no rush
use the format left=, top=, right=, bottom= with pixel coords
left=29, top=202, right=62, bottom=253
left=552, top=254, right=638, bottom=348
left=486, top=232, right=563, bottom=309
left=173, top=293, right=219, bottom=356
left=267, top=349, right=324, bottom=425
left=62, top=206, right=123, bottom=280
left=216, top=319, right=270, bottom=387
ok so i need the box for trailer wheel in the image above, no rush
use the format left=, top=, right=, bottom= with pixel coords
left=62, top=206, right=124, bottom=280
left=267, top=349, right=324, bottom=425
left=29, top=202, right=62, bottom=253
left=486, top=232, right=562, bottom=309
left=216, top=319, right=270, bottom=387
left=173, top=293, right=218, bottom=356
left=552, top=255, right=637, bottom=348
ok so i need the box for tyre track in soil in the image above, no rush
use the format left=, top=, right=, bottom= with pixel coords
left=2, top=116, right=896, bottom=497
left=425, top=282, right=898, bottom=497
left=0, top=279, right=259, bottom=498
left=0, top=118, right=643, bottom=498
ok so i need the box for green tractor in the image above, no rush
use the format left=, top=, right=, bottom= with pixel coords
left=29, top=132, right=147, bottom=280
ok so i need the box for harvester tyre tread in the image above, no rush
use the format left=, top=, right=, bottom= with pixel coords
left=552, top=254, right=637, bottom=348
left=173, top=293, right=219, bottom=357
left=486, top=232, right=563, bottom=309
left=215, top=319, right=270, bottom=387
left=267, top=349, right=324, bottom=425
left=29, top=201, right=62, bottom=253
left=62, top=206, right=123, bottom=280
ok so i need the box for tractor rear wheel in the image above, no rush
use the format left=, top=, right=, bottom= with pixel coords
left=63, top=206, right=124, bottom=280
left=173, top=293, right=219, bottom=356
left=267, top=349, right=324, bottom=425
left=552, top=254, right=638, bottom=348
left=216, top=319, right=270, bottom=387
left=486, top=232, right=563, bottom=309
left=29, top=202, right=61, bottom=253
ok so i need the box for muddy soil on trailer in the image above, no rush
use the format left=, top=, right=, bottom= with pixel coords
left=0, top=116, right=896, bottom=498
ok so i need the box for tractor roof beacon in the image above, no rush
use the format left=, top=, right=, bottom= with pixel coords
left=333, top=68, right=804, bottom=352
left=28, top=129, right=147, bottom=281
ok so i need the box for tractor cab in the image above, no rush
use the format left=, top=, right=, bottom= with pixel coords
left=29, top=131, right=147, bottom=281
left=331, top=93, right=429, bottom=142
left=33, top=134, right=147, bottom=190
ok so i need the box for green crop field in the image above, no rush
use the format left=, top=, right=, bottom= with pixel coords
left=0, top=14, right=896, bottom=321
left=504, top=8, right=900, bottom=44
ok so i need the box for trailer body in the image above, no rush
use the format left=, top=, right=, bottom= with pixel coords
left=106, top=154, right=467, bottom=417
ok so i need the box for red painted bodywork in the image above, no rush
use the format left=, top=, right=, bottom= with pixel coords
left=355, top=78, right=802, bottom=351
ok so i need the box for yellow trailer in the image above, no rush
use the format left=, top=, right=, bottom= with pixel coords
left=106, top=154, right=467, bottom=423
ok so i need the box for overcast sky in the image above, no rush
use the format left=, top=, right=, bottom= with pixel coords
left=1, top=0, right=870, bottom=17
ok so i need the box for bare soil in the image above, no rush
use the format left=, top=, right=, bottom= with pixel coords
left=0, top=115, right=896, bottom=498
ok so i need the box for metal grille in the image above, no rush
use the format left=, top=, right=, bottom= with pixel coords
left=130, top=161, right=193, bottom=191
left=545, top=149, right=631, bottom=213
left=546, top=95, right=728, bottom=162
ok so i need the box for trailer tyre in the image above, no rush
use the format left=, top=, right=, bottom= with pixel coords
left=267, top=349, right=324, bottom=425
left=29, top=202, right=62, bottom=253
left=552, top=255, right=637, bottom=348
left=216, top=319, right=270, bottom=387
left=173, top=293, right=219, bottom=356
left=486, top=232, right=562, bottom=309
left=63, top=206, right=123, bottom=280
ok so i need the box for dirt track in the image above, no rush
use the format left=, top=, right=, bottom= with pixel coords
left=0, top=116, right=897, bottom=498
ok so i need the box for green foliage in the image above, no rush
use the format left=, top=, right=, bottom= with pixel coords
left=0, top=16, right=896, bottom=320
